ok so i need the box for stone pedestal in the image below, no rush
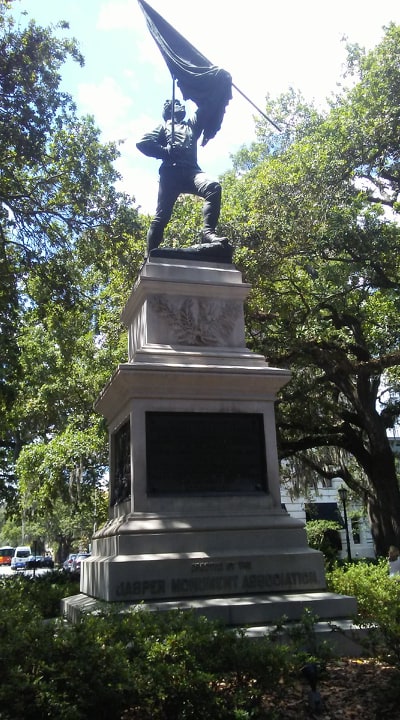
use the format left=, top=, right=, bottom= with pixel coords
left=63, top=256, right=356, bottom=623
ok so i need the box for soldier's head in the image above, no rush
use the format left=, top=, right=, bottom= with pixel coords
left=162, top=99, right=186, bottom=122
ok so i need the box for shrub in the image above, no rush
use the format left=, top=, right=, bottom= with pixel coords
left=0, top=586, right=311, bottom=720
left=327, top=559, right=400, bottom=664
left=0, top=573, right=334, bottom=719
left=305, top=520, right=342, bottom=567
left=0, top=571, right=80, bottom=618
left=78, top=608, right=297, bottom=720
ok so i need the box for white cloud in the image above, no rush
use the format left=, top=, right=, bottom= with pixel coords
left=115, top=156, right=158, bottom=214
left=77, top=77, right=133, bottom=139
left=97, top=0, right=138, bottom=31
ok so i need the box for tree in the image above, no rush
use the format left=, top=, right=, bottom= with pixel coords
left=216, top=24, right=400, bottom=555
left=0, top=3, right=124, bottom=251
left=0, top=1, right=146, bottom=552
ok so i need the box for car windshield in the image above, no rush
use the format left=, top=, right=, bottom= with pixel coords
left=16, top=550, right=30, bottom=558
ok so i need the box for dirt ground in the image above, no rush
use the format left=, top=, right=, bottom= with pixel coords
left=263, top=658, right=400, bottom=719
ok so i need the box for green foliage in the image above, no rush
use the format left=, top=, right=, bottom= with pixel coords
left=0, top=571, right=80, bottom=618
left=220, top=23, right=400, bottom=556
left=0, top=1, right=145, bottom=552
left=274, top=608, right=333, bottom=670
left=305, top=520, right=342, bottom=566
left=327, top=559, right=400, bottom=664
left=0, top=3, right=126, bottom=252
left=77, top=608, right=297, bottom=720
left=0, top=576, right=327, bottom=720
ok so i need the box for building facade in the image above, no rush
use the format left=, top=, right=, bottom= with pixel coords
left=280, top=476, right=375, bottom=560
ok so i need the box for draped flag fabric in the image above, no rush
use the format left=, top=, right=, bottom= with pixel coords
left=137, top=0, right=232, bottom=145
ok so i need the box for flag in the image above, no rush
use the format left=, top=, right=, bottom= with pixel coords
left=137, top=0, right=232, bottom=145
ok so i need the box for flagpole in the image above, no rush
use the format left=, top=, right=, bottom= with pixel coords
left=232, top=83, right=281, bottom=132
left=171, top=75, right=176, bottom=144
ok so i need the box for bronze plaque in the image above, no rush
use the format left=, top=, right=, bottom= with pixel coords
left=146, top=412, right=268, bottom=495
left=111, top=420, right=131, bottom=505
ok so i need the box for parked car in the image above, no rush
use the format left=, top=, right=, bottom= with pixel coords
left=25, top=555, right=40, bottom=569
left=62, top=553, right=77, bottom=572
left=10, top=546, right=32, bottom=571
left=42, top=554, right=54, bottom=569
left=25, top=554, right=54, bottom=570
left=71, top=552, right=91, bottom=574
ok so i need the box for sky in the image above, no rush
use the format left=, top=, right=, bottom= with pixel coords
left=12, top=0, right=400, bottom=214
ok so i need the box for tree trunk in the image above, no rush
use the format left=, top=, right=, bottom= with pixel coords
left=56, top=535, right=74, bottom=565
left=366, top=439, right=400, bottom=557
left=348, top=370, right=400, bottom=557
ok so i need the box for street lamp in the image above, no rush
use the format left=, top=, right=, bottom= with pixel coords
left=338, top=486, right=352, bottom=562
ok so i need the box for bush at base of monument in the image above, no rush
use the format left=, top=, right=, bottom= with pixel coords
left=0, top=576, right=322, bottom=720
left=327, top=558, right=400, bottom=665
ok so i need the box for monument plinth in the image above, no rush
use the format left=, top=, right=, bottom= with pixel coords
left=63, top=256, right=356, bottom=623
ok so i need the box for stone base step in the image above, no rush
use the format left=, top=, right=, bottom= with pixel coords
left=62, top=589, right=356, bottom=626
left=62, top=590, right=364, bottom=656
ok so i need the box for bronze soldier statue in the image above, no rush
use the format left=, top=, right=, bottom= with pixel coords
left=136, top=98, right=228, bottom=256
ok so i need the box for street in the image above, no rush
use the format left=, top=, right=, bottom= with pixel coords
left=0, top=565, right=55, bottom=577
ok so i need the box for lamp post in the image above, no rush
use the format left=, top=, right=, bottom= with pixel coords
left=338, top=486, right=352, bottom=562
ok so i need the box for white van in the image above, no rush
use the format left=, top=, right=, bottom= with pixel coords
left=10, top=546, right=32, bottom=571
